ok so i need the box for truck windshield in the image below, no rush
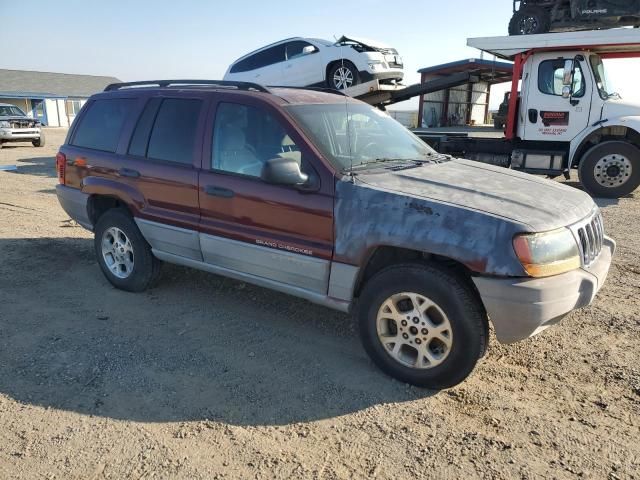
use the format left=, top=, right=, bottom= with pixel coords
left=590, top=55, right=611, bottom=100
left=0, top=105, right=26, bottom=116
left=285, top=103, right=436, bottom=171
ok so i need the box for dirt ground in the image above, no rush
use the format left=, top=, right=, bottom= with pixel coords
left=0, top=128, right=638, bottom=480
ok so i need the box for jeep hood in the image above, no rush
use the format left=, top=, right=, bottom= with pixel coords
left=355, top=159, right=595, bottom=231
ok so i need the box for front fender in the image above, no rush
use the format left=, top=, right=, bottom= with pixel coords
left=333, top=180, right=528, bottom=277
left=571, top=117, right=640, bottom=162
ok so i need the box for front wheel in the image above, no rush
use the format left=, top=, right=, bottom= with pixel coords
left=327, top=61, right=359, bottom=90
left=578, top=141, right=640, bottom=198
left=358, top=263, right=488, bottom=389
left=32, top=131, right=45, bottom=147
left=94, top=209, right=161, bottom=292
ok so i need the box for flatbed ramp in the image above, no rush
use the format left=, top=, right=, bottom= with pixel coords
left=346, top=71, right=479, bottom=108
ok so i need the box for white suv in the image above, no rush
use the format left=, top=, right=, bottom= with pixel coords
left=224, top=36, right=404, bottom=90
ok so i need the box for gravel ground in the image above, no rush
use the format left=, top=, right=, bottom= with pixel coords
left=0, top=128, right=638, bottom=479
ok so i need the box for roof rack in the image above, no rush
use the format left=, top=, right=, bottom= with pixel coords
left=268, top=85, right=347, bottom=97
left=104, top=80, right=270, bottom=93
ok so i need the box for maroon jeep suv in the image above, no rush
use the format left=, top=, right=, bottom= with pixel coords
left=56, top=80, right=614, bottom=388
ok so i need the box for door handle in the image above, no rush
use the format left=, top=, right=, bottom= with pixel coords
left=205, top=185, right=234, bottom=198
left=118, top=168, right=140, bottom=178
left=528, top=109, right=538, bottom=123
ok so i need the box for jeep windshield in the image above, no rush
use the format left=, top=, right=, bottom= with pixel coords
left=285, top=103, right=437, bottom=172
left=0, top=105, right=27, bottom=117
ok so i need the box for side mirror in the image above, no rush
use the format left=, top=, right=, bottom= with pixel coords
left=562, top=59, right=574, bottom=86
left=562, top=85, right=572, bottom=99
left=302, top=45, right=316, bottom=55
left=261, top=157, right=309, bottom=186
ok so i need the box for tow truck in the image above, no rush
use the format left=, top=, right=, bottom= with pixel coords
left=408, top=29, right=640, bottom=198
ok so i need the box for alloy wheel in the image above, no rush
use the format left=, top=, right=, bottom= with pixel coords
left=376, top=292, right=453, bottom=369
left=101, top=227, right=135, bottom=279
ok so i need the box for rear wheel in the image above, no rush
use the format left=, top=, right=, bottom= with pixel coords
left=94, top=209, right=161, bottom=292
left=509, top=6, right=551, bottom=35
left=578, top=141, right=640, bottom=198
left=358, top=263, right=488, bottom=389
left=327, top=61, right=359, bottom=90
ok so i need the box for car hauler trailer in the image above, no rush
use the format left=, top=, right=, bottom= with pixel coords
left=413, top=29, right=640, bottom=198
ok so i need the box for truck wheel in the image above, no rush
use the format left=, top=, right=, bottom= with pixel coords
left=32, top=131, right=45, bottom=147
left=358, top=263, right=488, bottom=389
left=94, top=209, right=161, bottom=292
left=509, top=7, right=550, bottom=35
left=327, top=61, right=359, bottom=90
left=578, top=141, right=640, bottom=198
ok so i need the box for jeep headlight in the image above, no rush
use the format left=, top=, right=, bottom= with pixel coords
left=513, top=228, right=581, bottom=277
left=0, top=121, right=10, bottom=128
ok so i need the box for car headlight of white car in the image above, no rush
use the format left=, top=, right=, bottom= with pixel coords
left=513, top=228, right=581, bottom=277
left=0, top=121, right=10, bottom=128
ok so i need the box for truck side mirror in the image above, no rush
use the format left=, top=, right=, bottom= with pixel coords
left=562, top=59, right=574, bottom=86
left=562, top=85, right=572, bottom=99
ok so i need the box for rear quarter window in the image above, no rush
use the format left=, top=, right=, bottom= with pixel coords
left=71, top=98, right=134, bottom=152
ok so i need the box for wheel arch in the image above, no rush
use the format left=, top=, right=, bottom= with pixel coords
left=353, top=245, right=483, bottom=303
left=571, top=125, right=640, bottom=167
left=87, top=194, right=134, bottom=226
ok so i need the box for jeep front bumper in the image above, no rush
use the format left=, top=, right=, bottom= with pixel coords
left=473, top=236, right=615, bottom=344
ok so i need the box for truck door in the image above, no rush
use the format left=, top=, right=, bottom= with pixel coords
left=521, top=53, right=592, bottom=142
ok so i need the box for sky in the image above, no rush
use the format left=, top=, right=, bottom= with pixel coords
left=1, top=0, right=638, bottom=111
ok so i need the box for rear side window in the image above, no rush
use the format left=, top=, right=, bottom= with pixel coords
left=128, top=98, right=162, bottom=157
left=230, top=44, right=286, bottom=73
left=145, top=98, right=202, bottom=165
left=71, top=98, right=134, bottom=152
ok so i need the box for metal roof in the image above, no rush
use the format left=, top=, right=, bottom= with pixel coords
left=418, top=58, right=513, bottom=75
left=417, top=58, right=513, bottom=85
left=0, top=69, right=121, bottom=98
left=468, top=28, right=640, bottom=60
left=0, top=90, right=66, bottom=99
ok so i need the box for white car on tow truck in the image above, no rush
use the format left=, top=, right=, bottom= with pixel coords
left=224, top=36, right=404, bottom=91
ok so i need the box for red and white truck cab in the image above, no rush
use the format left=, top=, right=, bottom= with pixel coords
left=417, top=29, right=640, bottom=198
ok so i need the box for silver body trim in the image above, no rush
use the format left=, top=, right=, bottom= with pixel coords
left=152, top=249, right=351, bottom=313
left=200, top=233, right=330, bottom=294
left=328, top=262, right=360, bottom=301
left=135, top=218, right=202, bottom=261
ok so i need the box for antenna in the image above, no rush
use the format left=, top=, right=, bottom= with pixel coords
left=334, top=35, right=355, bottom=180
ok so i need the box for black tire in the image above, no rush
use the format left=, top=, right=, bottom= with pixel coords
left=32, top=131, right=45, bottom=147
left=94, top=209, right=161, bottom=292
left=509, top=6, right=551, bottom=35
left=578, top=141, right=640, bottom=198
left=327, top=61, right=359, bottom=90
left=358, top=263, right=488, bottom=389
left=494, top=118, right=505, bottom=130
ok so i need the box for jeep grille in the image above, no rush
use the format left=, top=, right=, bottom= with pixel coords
left=575, top=212, right=604, bottom=266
